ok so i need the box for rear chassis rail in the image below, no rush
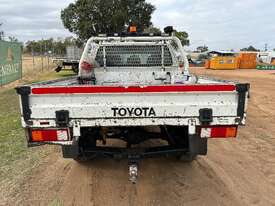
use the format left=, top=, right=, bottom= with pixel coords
left=66, top=146, right=188, bottom=159
left=64, top=145, right=191, bottom=184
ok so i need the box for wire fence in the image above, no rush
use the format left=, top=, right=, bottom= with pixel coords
left=22, top=54, right=55, bottom=77
left=0, top=39, right=76, bottom=86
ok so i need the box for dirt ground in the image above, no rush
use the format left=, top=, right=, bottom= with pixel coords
left=7, top=68, right=275, bottom=206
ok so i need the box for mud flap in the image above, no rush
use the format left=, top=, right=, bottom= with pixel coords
left=188, top=135, right=207, bottom=155
left=62, top=145, right=79, bottom=158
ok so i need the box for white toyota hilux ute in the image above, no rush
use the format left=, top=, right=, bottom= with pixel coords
left=16, top=33, right=249, bottom=183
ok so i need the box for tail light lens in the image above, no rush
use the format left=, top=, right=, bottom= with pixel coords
left=80, top=61, right=93, bottom=71
left=200, top=126, right=237, bottom=138
left=31, top=129, right=69, bottom=142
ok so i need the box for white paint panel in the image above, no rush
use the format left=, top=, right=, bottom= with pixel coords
left=29, top=92, right=238, bottom=119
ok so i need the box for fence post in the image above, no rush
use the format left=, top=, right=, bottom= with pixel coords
left=20, top=48, right=22, bottom=80
left=41, top=55, right=43, bottom=72
left=40, top=41, right=43, bottom=72
left=0, top=66, right=2, bottom=87
left=32, top=48, right=35, bottom=71
left=0, top=41, right=2, bottom=87
left=47, top=55, right=49, bottom=70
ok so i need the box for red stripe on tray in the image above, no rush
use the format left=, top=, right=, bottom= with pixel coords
left=31, top=85, right=236, bottom=95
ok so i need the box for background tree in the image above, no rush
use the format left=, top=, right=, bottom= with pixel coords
left=0, top=23, right=4, bottom=40
left=241, top=46, right=259, bottom=52
left=144, top=26, right=161, bottom=34
left=61, top=0, right=155, bottom=41
left=25, top=37, right=78, bottom=55
left=175, top=31, right=190, bottom=47
left=8, top=36, right=18, bottom=42
left=196, top=45, right=208, bottom=52
left=143, top=27, right=190, bottom=47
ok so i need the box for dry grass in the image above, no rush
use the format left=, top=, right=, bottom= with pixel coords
left=22, top=55, right=56, bottom=79
left=0, top=88, right=53, bottom=204
left=0, top=67, right=74, bottom=205
left=0, top=55, right=74, bottom=205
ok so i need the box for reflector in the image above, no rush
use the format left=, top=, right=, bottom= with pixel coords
left=32, top=131, right=43, bottom=141
left=225, top=127, right=237, bottom=137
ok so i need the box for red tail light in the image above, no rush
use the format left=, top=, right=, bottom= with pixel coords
left=80, top=61, right=93, bottom=71
left=200, top=126, right=237, bottom=138
left=31, top=129, right=69, bottom=142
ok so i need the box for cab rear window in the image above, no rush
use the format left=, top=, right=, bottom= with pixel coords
left=95, top=45, right=173, bottom=67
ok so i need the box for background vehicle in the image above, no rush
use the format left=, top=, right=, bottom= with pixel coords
left=16, top=31, right=249, bottom=183
left=53, top=46, right=83, bottom=73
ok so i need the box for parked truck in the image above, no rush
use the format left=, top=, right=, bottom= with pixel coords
left=16, top=30, right=249, bottom=183
left=53, top=46, right=83, bottom=73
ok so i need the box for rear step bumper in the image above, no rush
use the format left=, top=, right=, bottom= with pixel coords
left=61, top=135, right=207, bottom=159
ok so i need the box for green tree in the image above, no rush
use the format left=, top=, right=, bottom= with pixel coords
left=25, top=37, right=79, bottom=55
left=144, top=26, right=161, bottom=34
left=61, top=0, right=155, bottom=41
left=175, top=31, right=190, bottom=47
left=8, top=36, right=18, bottom=42
left=0, top=23, right=4, bottom=40
left=241, top=46, right=259, bottom=52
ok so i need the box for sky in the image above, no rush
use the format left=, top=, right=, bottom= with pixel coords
left=0, top=0, right=275, bottom=50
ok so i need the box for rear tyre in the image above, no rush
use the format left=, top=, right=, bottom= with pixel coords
left=73, top=155, right=88, bottom=162
left=73, top=128, right=98, bottom=162
left=164, top=126, right=201, bottom=162
left=73, top=147, right=97, bottom=162
left=177, top=153, right=197, bottom=162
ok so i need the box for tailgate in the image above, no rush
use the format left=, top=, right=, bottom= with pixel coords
left=16, top=84, right=249, bottom=127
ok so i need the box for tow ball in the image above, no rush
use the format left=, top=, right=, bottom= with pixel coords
left=128, top=155, right=140, bottom=184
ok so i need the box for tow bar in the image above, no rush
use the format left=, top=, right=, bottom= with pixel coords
left=82, top=146, right=187, bottom=183
left=128, top=155, right=140, bottom=184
